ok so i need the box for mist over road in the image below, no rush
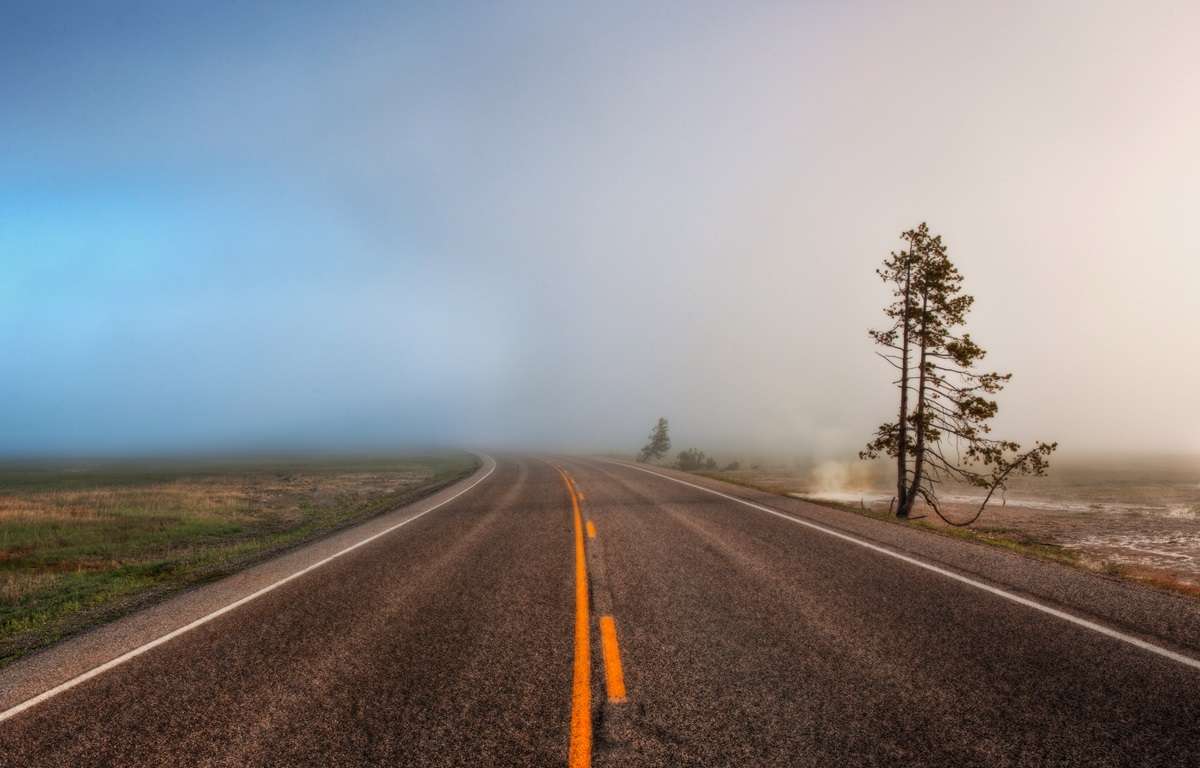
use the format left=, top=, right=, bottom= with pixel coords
left=1, top=456, right=1197, bottom=766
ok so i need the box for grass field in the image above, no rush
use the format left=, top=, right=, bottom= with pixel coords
left=0, top=452, right=478, bottom=665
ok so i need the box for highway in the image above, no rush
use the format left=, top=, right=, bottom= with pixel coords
left=2, top=455, right=1198, bottom=767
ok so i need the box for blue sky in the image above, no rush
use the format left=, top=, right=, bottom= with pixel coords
left=2, top=2, right=1198, bottom=455
left=1, top=2, right=521, bottom=452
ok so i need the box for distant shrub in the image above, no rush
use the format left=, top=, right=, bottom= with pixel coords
left=676, top=449, right=717, bottom=472
left=723, top=460, right=741, bottom=471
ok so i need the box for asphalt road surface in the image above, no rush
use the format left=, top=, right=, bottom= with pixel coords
left=2, top=455, right=1199, bottom=767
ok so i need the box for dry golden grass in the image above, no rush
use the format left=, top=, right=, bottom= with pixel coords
left=0, top=484, right=247, bottom=523
left=1, top=572, right=59, bottom=603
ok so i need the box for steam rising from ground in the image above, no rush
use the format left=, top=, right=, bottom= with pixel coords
left=807, top=461, right=884, bottom=497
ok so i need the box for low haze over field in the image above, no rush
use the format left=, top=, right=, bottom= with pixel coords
left=2, top=1, right=1197, bottom=455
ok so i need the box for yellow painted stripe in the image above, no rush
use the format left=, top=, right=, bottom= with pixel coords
left=599, top=615, right=627, bottom=703
left=586, top=520, right=596, bottom=539
left=558, top=468, right=591, bottom=768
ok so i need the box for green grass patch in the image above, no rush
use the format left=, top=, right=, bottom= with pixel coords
left=0, top=452, right=478, bottom=666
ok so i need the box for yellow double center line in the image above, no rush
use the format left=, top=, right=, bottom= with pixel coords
left=559, top=469, right=592, bottom=768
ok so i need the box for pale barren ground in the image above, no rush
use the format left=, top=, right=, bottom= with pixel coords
left=0, top=454, right=477, bottom=664
left=700, top=454, right=1200, bottom=596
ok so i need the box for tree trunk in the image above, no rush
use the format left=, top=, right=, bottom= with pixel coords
left=895, top=260, right=912, bottom=517
left=903, top=285, right=930, bottom=517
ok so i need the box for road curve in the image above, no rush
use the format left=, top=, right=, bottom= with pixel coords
left=2, top=455, right=1199, bottom=767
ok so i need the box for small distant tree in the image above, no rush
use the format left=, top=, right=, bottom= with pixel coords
left=638, top=418, right=671, bottom=463
left=861, top=223, right=1056, bottom=524
left=675, top=448, right=716, bottom=472
left=723, top=460, right=741, bottom=471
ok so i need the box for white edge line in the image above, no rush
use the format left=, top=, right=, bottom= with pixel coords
left=608, top=460, right=1200, bottom=672
left=0, top=454, right=497, bottom=724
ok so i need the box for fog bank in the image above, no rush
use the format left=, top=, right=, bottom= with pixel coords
left=3, top=2, right=1197, bottom=457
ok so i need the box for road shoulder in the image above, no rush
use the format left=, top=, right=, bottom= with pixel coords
left=600, top=459, right=1200, bottom=659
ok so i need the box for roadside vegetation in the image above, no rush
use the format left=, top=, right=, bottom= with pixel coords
left=675, top=448, right=718, bottom=471
left=636, top=418, right=724, bottom=472
left=0, top=453, right=477, bottom=665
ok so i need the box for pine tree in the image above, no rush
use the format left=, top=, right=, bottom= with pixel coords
left=862, top=224, right=1056, bottom=523
left=638, top=418, right=671, bottom=464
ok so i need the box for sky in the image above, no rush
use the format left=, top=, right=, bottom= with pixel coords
left=1, top=1, right=1198, bottom=457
